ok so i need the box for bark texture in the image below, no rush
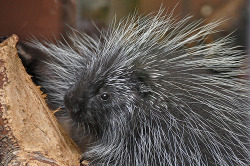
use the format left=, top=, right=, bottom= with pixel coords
left=0, top=35, right=81, bottom=166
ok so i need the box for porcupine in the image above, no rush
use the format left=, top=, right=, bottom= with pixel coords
left=11, top=10, right=250, bottom=165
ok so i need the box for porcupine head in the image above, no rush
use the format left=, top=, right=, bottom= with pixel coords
left=25, top=10, right=249, bottom=166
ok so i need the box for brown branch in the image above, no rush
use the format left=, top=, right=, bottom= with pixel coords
left=0, top=35, right=82, bottom=166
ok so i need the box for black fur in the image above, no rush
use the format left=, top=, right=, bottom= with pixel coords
left=2, top=12, right=250, bottom=165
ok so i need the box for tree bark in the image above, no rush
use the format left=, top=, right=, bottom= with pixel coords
left=0, top=35, right=82, bottom=166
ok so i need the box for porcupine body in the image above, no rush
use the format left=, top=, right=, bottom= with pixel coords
left=17, top=11, right=249, bottom=165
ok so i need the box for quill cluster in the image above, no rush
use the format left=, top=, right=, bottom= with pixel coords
left=22, top=10, right=249, bottom=165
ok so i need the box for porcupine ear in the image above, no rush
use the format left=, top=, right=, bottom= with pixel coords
left=17, top=41, right=45, bottom=67
left=0, top=38, right=45, bottom=72
left=3, top=38, right=49, bottom=83
left=0, top=37, right=34, bottom=67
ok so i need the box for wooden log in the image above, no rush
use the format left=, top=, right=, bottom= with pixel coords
left=0, top=35, right=82, bottom=166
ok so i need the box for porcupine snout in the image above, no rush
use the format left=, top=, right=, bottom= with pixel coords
left=63, top=83, right=89, bottom=122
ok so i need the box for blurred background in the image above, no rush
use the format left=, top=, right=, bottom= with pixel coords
left=0, top=0, right=248, bottom=51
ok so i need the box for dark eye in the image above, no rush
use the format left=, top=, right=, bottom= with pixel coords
left=100, top=92, right=110, bottom=101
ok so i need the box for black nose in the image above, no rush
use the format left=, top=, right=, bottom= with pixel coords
left=72, top=105, right=81, bottom=114
left=64, top=99, right=81, bottom=114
